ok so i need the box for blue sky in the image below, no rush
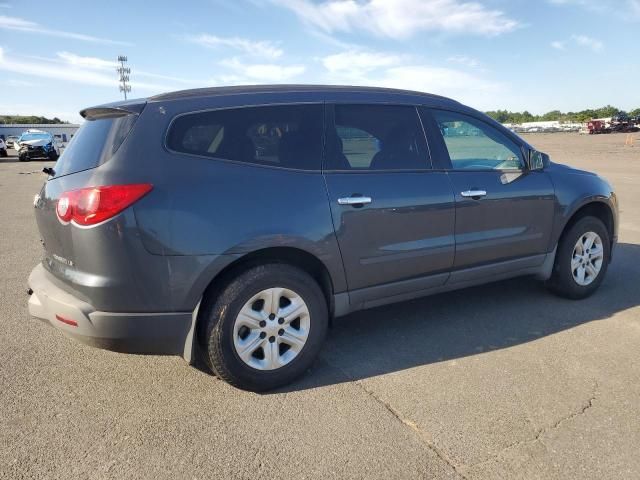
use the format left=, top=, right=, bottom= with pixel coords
left=1, top=0, right=639, bottom=122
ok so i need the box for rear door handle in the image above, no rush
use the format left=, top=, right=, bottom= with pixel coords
left=338, top=196, right=372, bottom=206
left=460, top=190, right=487, bottom=198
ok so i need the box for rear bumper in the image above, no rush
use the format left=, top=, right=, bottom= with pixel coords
left=28, top=263, right=192, bottom=355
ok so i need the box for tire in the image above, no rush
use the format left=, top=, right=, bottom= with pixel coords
left=18, top=152, right=29, bottom=162
left=200, top=264, right=328, bottom=391
left=48, top=150, right=59, bottom=161
left=546, top=216, right=610, bottom=299
left=0, top=149, right=7, bottom=158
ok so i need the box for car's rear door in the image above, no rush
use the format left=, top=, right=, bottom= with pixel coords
left=323, top=103, right=456, bottom=307
left=420, top=108, right=555, bottom=276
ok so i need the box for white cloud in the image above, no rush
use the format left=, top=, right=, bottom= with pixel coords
left=185, top=34, right=283, bottom=59
left=447, top=55, right=481, bottom=68
left=550, top=35, right=603, bottom=52
left=378, top=65, right=501, bottom=97
left=322, top=50, right=404, bottom=74
left=56, top=51, right=116, bottom=69
left=271, top=0, right=519, bottom=38
left=0, top=47, right=187, bottom=93
left=215, top=57, right=305, bottom=83
left=1, top=78, right=39, bottom=87
left=319, top=49, right=502, bottom=109
left=571, top=34, right=603, bottom=52
left=0, top=15, right=131, bottom=45
left=55, top=51, right=198, bottom=85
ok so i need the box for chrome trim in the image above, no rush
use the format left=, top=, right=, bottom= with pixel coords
left=338, top=196, right=372, bottom=205
left=461, top=190, right=487, bottom=198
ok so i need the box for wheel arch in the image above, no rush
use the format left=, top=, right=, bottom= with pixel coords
left=191, top=246, right=337, bottom=356
left=557, top=200, right=616, bottom=253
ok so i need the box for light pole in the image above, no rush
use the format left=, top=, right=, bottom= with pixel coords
left=117, top=55, right=131, bottom=100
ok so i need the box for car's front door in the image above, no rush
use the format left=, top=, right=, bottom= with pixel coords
left=323, top=103, right=456, bottom=306
left=421, top=108, right=555, bottom=276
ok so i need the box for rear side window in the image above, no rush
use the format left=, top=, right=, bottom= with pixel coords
left=431, top=110, right=523, bottom=170
left=326, top=104, right=429, bottom=171
left=53, top=114, right=137, bottom=177
left=167, top=104, right=323, bottom=170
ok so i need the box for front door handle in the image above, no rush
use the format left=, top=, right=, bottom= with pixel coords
left=338, top=196, right=372, bottom=206
left=460, top=190, right=487, bottom=199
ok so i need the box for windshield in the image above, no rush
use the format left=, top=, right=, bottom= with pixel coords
left=19, top=133, right=51, bottom=142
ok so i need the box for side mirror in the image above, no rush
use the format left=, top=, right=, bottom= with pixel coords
left=528, top=149, right=546, bottom=170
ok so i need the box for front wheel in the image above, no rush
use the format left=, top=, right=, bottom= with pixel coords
left=18, top=152, right=29, bottom=162
left=200, top=264, right=328, bottom=391
left=546, top=216, right=610, bottom=299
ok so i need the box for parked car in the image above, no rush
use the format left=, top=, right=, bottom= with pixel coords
left=17, top=129, right=60, bottom=162
left=5, top=135, right=19, bottom=150
left=28, top=85, right=618, bottom=391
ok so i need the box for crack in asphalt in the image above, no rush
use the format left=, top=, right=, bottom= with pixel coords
left=353, top=379, right=467, bottom=479
left=464, top=381, right=599, bottom=473
left=320, top=358, right=466, bottom=479
left=321, top=353, right=600, bottom=479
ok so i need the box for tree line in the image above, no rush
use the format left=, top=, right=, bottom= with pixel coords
left=485, top=106, right=640, bottom=124
left=0, top=115, right=69, bottom=125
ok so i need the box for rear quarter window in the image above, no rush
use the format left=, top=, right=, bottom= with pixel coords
left=166, top=104, right=324, bottom=170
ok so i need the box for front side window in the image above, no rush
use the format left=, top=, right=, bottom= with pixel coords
left=431, top=110, right=523, bottom=170
left=167, top=104, right=323, bottom=170
left=326, top=104, right=429, bottom=171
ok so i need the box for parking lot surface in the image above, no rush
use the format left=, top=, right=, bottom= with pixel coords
left=1, top=133, right=639, bottom=479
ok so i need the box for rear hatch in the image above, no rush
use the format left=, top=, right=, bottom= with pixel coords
left=33, top=102, right=145, bottom=278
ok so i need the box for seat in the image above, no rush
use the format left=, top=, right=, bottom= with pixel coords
left=325, top=132, right=351, bottom=170
left=216, top=133, right=256, bottom=162
left=370, top=126, right=424, bottom=170
left=279, top=126, right=324, bottom=170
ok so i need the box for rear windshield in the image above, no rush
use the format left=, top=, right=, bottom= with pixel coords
left=53, top=114, right=137, bottom=177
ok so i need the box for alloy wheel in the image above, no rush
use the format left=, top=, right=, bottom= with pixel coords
left=232, top=287, right=311, bottom=370
left=571, top=231, right=604, bottom=286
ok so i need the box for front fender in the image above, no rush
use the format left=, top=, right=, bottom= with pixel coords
left=549, top=168, right=618, bottom=248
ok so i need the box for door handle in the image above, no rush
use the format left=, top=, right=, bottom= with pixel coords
left=338, top=196, right=372, bottom=206
left=460, top=190, right=487, bottom=199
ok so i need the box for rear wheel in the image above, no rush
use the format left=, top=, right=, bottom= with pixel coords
left=201, top=264, right=328, bottom=391
left=547, top=216, right=610, bottom=299
left=47, top=150, right=59, bottom=161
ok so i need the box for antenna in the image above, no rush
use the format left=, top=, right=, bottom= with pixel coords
left=116, top=55, right=131, bottom=100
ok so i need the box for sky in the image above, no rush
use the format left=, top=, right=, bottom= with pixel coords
left=1, top=0, right=639, bottom=123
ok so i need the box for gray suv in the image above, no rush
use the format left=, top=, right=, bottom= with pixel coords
left=28, top=85, right=618, bottom=391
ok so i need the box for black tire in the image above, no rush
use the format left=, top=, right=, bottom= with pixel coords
left=546, top=216, right=610, bottom=299
left=18, top=152, right=29, bottom=162
left=48, top=150, right=59, bottom=161
left=200, top=264, right=328, bottom=391
left=0, top=149, right=7, bottom=158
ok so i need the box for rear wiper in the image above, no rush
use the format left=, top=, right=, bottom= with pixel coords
left=42, top=167, right=55, bottom=176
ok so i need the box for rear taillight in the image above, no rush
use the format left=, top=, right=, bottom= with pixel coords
left=56, top=184, right=153, bottom=227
